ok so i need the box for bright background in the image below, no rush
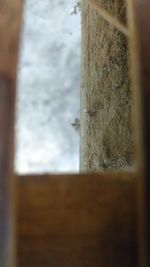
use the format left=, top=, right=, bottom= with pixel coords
left=15, top=0, right=81, bottom=174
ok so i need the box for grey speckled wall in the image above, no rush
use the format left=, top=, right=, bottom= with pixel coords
left=15, top=0, right=81, bottom=174
left=80, top=0, right=134, bottom=172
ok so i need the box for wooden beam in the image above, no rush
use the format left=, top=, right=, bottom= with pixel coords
left=127, top=1, right=150, bottom=266
left=17, top=173, right=137, bottom=267
left=87, top=0, right=129, bottom=37
left=0, top=1, right=22, bottom=266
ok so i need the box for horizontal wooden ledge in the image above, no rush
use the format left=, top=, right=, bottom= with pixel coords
left=17, top=173, right=138, bottom=267
left=16, top=171, right=137, bottom=183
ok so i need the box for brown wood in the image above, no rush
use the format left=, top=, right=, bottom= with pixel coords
left=0, top=1, right=22, bottom=266
left=0, top=1, right=148, bottom=267
left=17, top=173, right=137, bottom=267
left=127, top=1, right=150, bottom=266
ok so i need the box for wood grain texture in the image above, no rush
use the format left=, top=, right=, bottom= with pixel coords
left=0, top=0, right=22, bottom=77
left=127, top=1, right=150, bottom=266
left=17, top=173, right=137, bottom=267
left=0, top=1, right=22, bottom=266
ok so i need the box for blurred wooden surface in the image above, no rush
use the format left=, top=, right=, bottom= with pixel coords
left=127, top=1, right=150, bottom=266
left=0, top=1, right=22, bottom=266
left=134, top=2, right=150, bottom=267
left=1, top=0, right=150, bottom=267
left=17, top=173, right=137, bottom=267
left=0, top=0, right=22, bottom=77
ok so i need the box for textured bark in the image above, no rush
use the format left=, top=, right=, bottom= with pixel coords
left=80, top=0, right=134, bottom=172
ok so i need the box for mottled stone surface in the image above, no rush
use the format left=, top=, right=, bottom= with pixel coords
left=80, top=0, right=134, bottom=172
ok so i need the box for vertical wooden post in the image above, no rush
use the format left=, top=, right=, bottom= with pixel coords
left=0, top=1, right=22, bottom=266
left=127, top=0, right=150, bottom=266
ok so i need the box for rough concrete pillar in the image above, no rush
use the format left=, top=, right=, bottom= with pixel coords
left=80, top=0, right=133, bottom=172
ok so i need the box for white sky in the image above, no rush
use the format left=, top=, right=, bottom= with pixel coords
left=15, top=0, right=81, bottom=174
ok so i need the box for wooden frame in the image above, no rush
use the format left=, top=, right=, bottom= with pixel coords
left=17, top=173, right=137, bottom=267
left=127, top=1, right=150, bottom=266
left=0, top=0, right=150, bottom=266
left=0, top=1, right=22, bottom=266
